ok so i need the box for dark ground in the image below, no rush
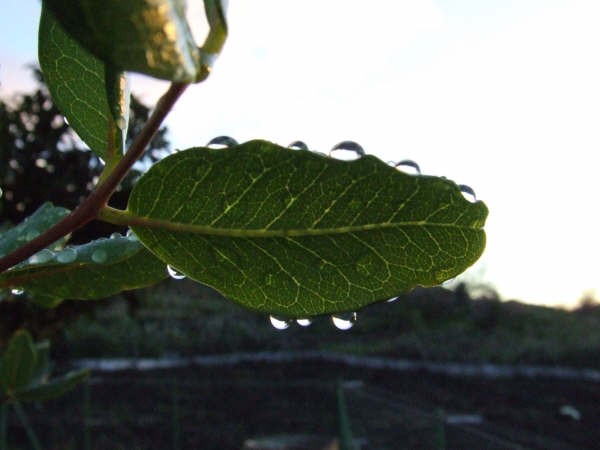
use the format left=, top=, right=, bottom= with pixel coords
left=7, top=360, right=600, bottom=450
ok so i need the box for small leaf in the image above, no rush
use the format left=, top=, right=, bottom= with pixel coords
left=42, top=0, right=203, bottom=82
left=0, top=235, right=167, bottom=306
left=39, top=6, right=128, bottom=160
left=128, top=140, right=488, bottom=317
left=0, top=330, right=37, bottom=393
left=0, top=203, right=68, bottom=259
left=14, top=369, right=89, bottom=402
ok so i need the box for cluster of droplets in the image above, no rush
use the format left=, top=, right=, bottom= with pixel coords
left=269, top=312, right=357, bottom=331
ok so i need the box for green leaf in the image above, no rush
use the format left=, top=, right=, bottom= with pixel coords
left=0, top=203, right=69, bottom=259
left=41, top=0, right=209, bottom=82
left=38, top=6, right=128, bottom=160
left=0, top=235, right=167, bottom=307
left=127, top=140, right=488, bottom=317
left=14, top=369, right=89, bottom=402
left=0, top=330, right=37, bottom=393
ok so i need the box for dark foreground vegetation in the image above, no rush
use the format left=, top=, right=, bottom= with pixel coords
left=3, top=280, right=600, bottom=449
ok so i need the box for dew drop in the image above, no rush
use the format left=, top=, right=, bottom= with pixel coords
left=269, top=315, right=291, bottom=330
left=25, top=229, right=40, bottom=241
left=329, top=141, right=365, bottom=161
left=331, top=312, right=357, bottom=331
left=394, top=159, right=421, bottom=175
left=167, top=265, right=186, bottom=280
left=296, top=318, right=312, bottom=327
left=288, top=140, right=308, bottom=150
left=29, top=249, right=54, bottom=264
left=11, top=288, right=24, bottom=295
left=56, top=248, right=77, bottom=264
left=110, top=232, right=122, bottom=239
left=116, top=116, right=127, bottom=130
left=91, top=249, right=108, bottom=264
left=386, top=297, right=399, bottom=303
left=207, top=136, right=238, bottom=149
left=459, top=184, right=477, bottom=202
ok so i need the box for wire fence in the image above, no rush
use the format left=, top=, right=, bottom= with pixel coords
left=4, top=367, right=578, bottom=450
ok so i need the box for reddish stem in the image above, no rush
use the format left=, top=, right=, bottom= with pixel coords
left=0, top=82, right=189, bottom=273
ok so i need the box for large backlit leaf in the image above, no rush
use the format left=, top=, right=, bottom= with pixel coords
left=127, top=140, right=488, bottom=317
left=0, top=203, right=68, bottom=259
left=0, top=330, right=37, bottom=393
left=41, top=0, right=225, bottom=82
left=0, top=235, right=167, bottom=307
left=39, top=6, right=129, bottom=160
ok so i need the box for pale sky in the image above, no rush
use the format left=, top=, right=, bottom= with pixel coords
left=1, top=0, right=599, bottom=307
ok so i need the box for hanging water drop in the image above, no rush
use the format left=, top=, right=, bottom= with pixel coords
left=56, top=248, right=77, bottom=264
left=394, top=159, right=421, bottom=175
left=269, top=315, right=291, bottom=330
left=207, top=136, right=238, bottom=149
left=11, top=288, right=24, bottom=295
left=288, top=141, right=308, bottom=150
left=28, top=249, right=54, bottom=264
left=91, top=249, right=108, bottom=264
left=296, top=318, right=312, bottom=327
left=167, top=265, right=186, bottom=280
left=116, top=116, right=127, bottom=130
left=331, top=312, right=357, bottom=331
left=329, top=141, right=365, bottom=161
left=459, top=184, right=477, bottom=202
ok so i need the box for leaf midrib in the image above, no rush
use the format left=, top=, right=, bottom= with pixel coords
left=101, top=207, right=484, bottom=239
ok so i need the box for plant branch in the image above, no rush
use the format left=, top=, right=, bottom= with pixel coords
left=0, top=82, right=189, bottom=273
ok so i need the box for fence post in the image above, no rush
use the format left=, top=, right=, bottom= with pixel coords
left=83, top=381, right=91, bottom=450
left=172, top=378, right=181, bottom=450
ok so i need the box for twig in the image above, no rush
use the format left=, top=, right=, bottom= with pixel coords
left=0, top=82, right=189, bottom=273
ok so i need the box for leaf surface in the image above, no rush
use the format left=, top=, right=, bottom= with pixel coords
left=0, top=330, right=37, bottom=392
left=127, top=140, right=488, bottom=317
left=0, top=203, right=68, bottom=259
left=42, top=0, right=207, bottom=82
left=39, top=6, right=128, bottom=160
left=0, top=235, right=167, bottom=306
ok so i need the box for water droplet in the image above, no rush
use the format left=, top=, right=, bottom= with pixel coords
left=126, top=229, right=137, bottom=240
left=25, top=229, right=40, bottom=241
left=394, top=159, right=421, bottom=175
left=91, top=249, right=108, bottom=264
left=29, top=249, right=54, bottom=264
left=110, top=232, right=122, bottom=239
left=288, top=141, right=308, bottom=150
left=56, top=248, right=77, bottom=264
left=11, top=288, right=24, bottom=295
left=116, top=116, right=127, bottom=130
left=63, top=116, right=70, bottom=126
left=459, top=184, right=477, bottom=202
left=269, top=315, right=291, bottom=330
left=386, top=297, right=399, bottom=303
left=329, top=141, right=365, bottom=161
left=207, top=136, right=238, bottom=149
left=296, top=318, right=312, bottom=327
left=331, top=312, right=357, bottom=331
left=167, top=265, right=186, bottom=280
